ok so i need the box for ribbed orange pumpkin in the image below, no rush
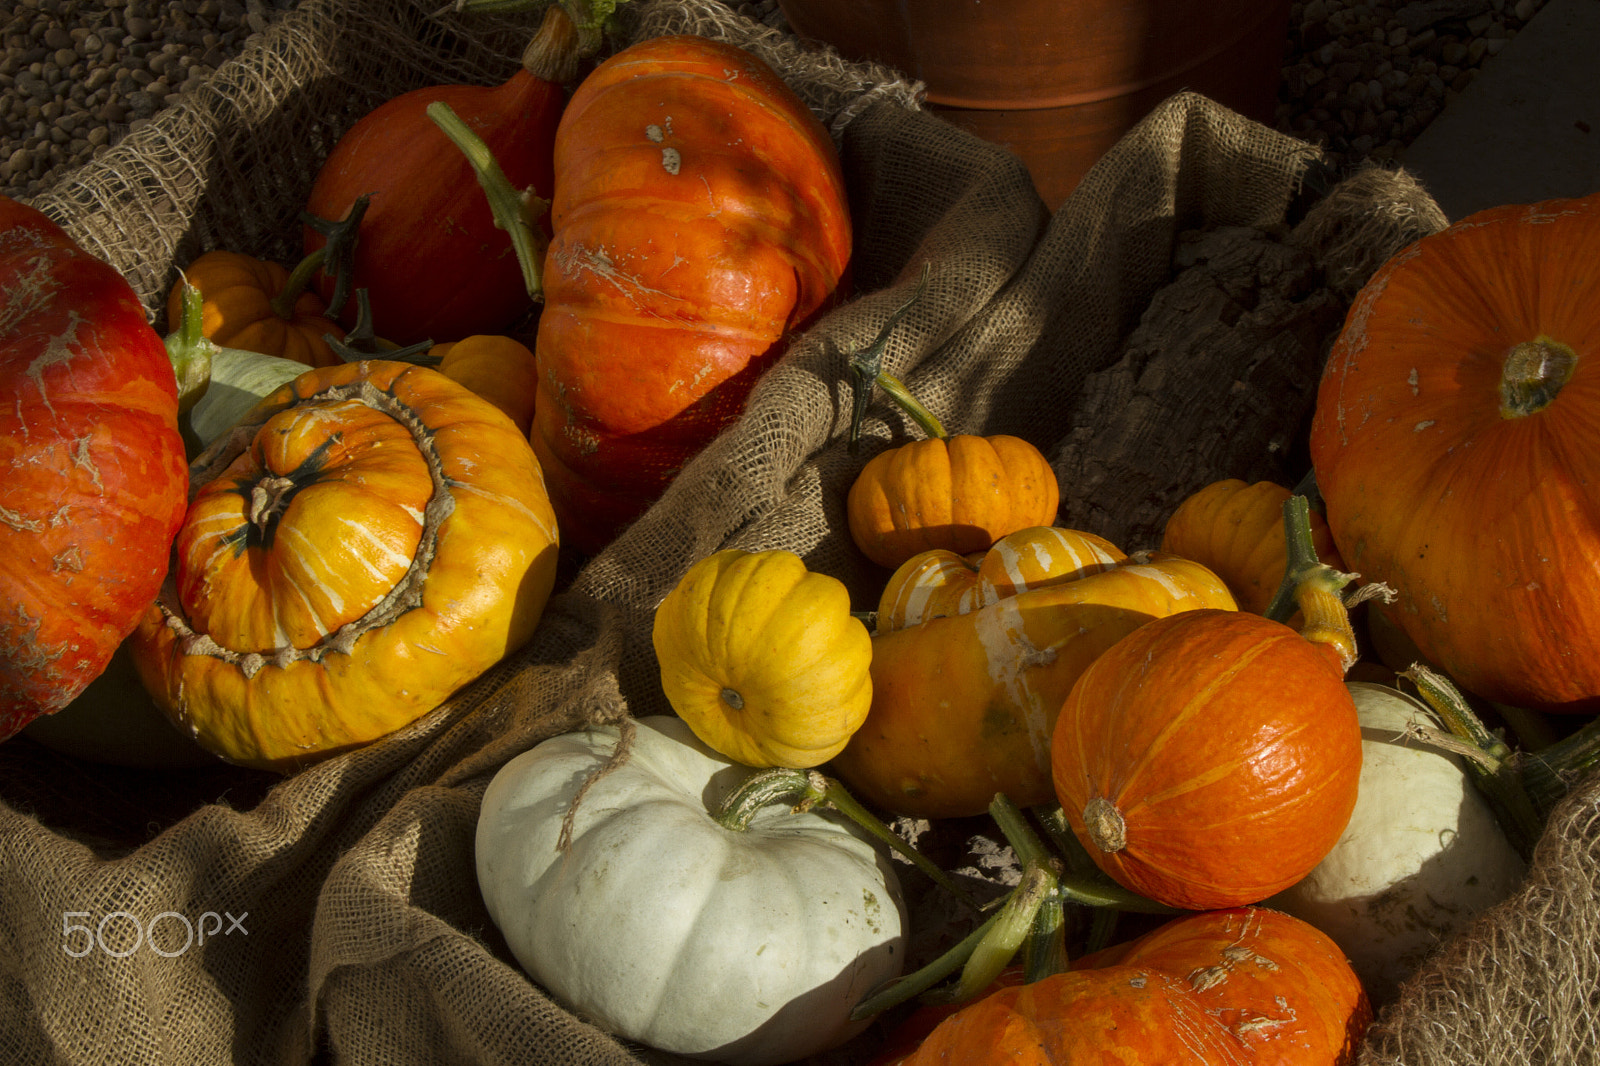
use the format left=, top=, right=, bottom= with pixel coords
left=847, top=434, right=1061, bottom=570
left=894, top=907, right=1371, bottom=1066
left=531, top=34, right=852, bottom=555
left=1310, top=191, right=1600, bottom=714
left=0, top=197, right=189, bottom=739
left=1160, top=479, right=1345, bottom=615
left=1052, top=608, right=1363, bottom=910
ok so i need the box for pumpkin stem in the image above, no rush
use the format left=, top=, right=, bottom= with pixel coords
left=434, top=0, right=614, bottom=62
left=1517, top=712, right=1600, bottom=817
left=325, top=290, right=439, bottom=365
left=846, top=262, right=945, bottom=452
left=1262, top=495, right=1359, bottom=673
left=850, top=910, right=1002, bottom=1021
left=714, top=767, right=979, bottom=911
left=296, top=193, right=370, bottom=320
left=1500, top=335, right=1577, bottom=419
left=427, top=100, right=550, bottom=303
left=1402, top=663, right=1543, bottom=861
left=520, top=2, right=582, bottom=83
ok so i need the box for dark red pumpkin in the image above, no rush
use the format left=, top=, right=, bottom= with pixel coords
left=0, top=197, right=189, bottom=739
left=531, top=34, right=852, bottom=554
left=301, top=6, right=572, bottom=345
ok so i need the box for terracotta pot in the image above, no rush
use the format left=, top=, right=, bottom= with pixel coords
left=778, top=0, right=1292, bottom=209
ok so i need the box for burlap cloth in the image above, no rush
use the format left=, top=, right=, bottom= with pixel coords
left=3, top=1, right=1596, bottom=1063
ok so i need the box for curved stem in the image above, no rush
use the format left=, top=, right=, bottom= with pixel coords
left=714, top=767, right=980, bottom=911
left=1263, top=494, right=1359, bottom=672
left=164, top=277, right=219, bottom=460
left=847, top=262, right=943, bottom=451
left=1520, top=715, right=1600, bottom=817
left=297, top=193, right=370, bottom=318
left=427, top=100, right=549, bottom=302
left=849, top=910, right=1000, bottom=1021
left=324, top=289, right=438, bottom=365
left=1402, top=663, right=1543, bottom=861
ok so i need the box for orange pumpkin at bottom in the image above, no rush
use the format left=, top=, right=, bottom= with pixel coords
left=1052, top=608, right=1362, bottom=911
left=893, top=907, right=1370, bottom=1066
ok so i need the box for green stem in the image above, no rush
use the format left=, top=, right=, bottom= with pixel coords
left=298, top=193, right=370, bottom=318
left=1402, top=663, right=1543, bottom=861
left=164, top=278, right=219, bottom=460
left=713, top=767, right=979, bottom=912
left=1262, top=495, right=1359, bottom=672
left=323, top=289, right=438, bottom=365
left=849, top=910, right=1000, bottom=1021
left=427, top=100, right=549, bottom=302
left=1520, top=715, right=1600, bottom=816
left=847, top=263, right=943, bottom=451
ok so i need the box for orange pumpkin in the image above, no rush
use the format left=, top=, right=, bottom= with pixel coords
left=848, top=434, right=1061, bottom=570
left=165, top=249, right=345, bottom=367
left=1160, top=479, right=1345, bottom=615
left=129, top=359, right=559, bottom=772
left=430, top=334, right=539, bottom=435
left=1310, top=191, right=1600, bottom=714
left=531, top=34, right=852, bottom=555
left=833, top=546, right=1235, bottom=819
left=1052, top=607, right=1363, bottom=910
left=894, top=908, right=1371, bottom=1066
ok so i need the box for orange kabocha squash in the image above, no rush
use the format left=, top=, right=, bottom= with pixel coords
left=0, top=197, right=189, bottom=738
left=1310, top=191, right=1600, bottom=714
left=128, top=360, right=558, bottom=772
left=1052, top=500, right=1364, bottom=910
left=894, top=908, right=1371, bottom=1066
left=832, top=528, right=1235, bottom=819
left=532, top=34, right=852, bottom=554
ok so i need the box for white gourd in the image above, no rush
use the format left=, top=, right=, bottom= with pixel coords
left=475, top=715, right=908, bottom=1065
left=188, top=347, right=312, bottom=448
left=1268, top=681, right=1526, bottom=1003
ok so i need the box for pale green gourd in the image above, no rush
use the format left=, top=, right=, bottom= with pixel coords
left=1267, top=681, right=1527, bottom=1003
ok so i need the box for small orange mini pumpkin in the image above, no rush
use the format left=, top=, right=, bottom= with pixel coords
left=167, top=249, right=345, bottom=367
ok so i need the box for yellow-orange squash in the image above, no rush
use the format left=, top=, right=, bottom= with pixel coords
left=652, top=549, right=872, bottom=769
left=129, top=359, right=559, bottom=772
left=832, top=543, right=1235, bottom=819
left=429, top=334, right=539, bottom=435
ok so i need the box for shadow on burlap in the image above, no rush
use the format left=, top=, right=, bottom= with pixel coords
left=2, top=0, right=1594, bottom=1063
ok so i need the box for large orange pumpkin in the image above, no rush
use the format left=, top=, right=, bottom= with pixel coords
left=0, top=197, right=189, bottom=739
left=894, top=907, right=1371, bottom=1066
left=1052, top=607, right=1363, bottom=911
left=128, top=359, right=559, bottom=772
left=531, top=34, right=852, bottom=554
left=1309, top=191, right=1600, bottom=714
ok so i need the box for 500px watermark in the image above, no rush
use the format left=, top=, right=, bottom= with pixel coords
left=62, top=910, right=248, bottom=958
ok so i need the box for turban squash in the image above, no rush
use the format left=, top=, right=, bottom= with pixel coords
left=129, top=359, right=559, bottom=772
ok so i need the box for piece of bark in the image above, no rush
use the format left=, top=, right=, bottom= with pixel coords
left=1050, top=224, right=1346, bottom=552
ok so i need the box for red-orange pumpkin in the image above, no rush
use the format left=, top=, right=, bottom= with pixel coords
left=895, top=907, right=1371, bottom=1066
left=531, top=34, right=852, bottom=554
left=1309, top=191, right=1600, bottom=714
left=1052, top=608, right=1363, bottom=911
left=302, top=6, right=571, bottom=345
left=0, top=197, right=189, bottom=739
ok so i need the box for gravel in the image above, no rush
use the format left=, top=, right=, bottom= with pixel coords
left=0, top=0, right=1552, bottom=204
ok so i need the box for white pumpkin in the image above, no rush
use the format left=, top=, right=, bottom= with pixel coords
left=1268, top=681, right=1526, bottom=1003
left=474, top=715, right=908, bottom=1065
